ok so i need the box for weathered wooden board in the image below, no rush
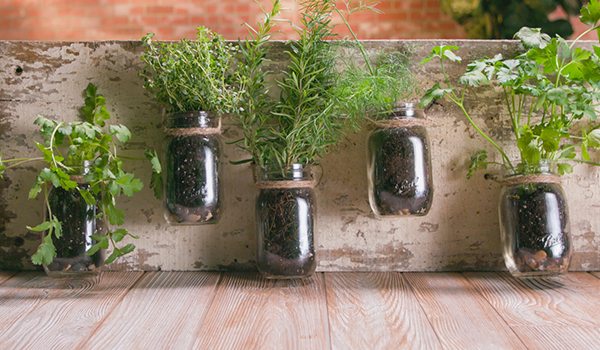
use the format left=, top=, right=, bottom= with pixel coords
left=195, top=273, right=330, bottom=350
left=325, top=272, right=441, bottom=349
left=85, top=272, right=219, bottom=349
left=0, top=272, right=143, bottom=349
left=464, top=272, right=600, bottom=349
left=403, top=272, right=526, bottom=349
left=0, top=40, right=598, bottom=271
left=0, top=271, right=14, bottom=285
left=592, top=272, right=600, bottom=279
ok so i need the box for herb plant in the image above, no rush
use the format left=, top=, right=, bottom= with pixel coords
left=0, top=83, right=162, bottom=266
left=421, top=0, right=600, bottom=178
left=140, top=27, right=241, bottom=114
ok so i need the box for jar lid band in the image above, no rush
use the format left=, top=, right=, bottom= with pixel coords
left=255, top=179, right=317, bottom=189
left=164, top=119, right=222, bottom=136
left=502, top=174, right=561, bottom=186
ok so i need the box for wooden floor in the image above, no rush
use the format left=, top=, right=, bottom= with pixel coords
left=0, top=272, right=599, bottom=350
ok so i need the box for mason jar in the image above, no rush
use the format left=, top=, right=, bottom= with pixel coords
left=499, top=162, right=571, bottom=277
left=367, top=102, right=433, bottom=217
left=164, top=111, right=222, bottom=224
left=255, top=164, right=316, bottom=279
left=44, top=167, right=105, bottom=276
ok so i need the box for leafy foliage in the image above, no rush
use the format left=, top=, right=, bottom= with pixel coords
left=421, top=0, right=600, bottom=177
left=0, top=83, right=162, bottom=266
left=140, top=27, right=241, bottom=114
left=441, top=0, right=586, bottom=39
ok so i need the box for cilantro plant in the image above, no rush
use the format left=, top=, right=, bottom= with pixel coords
left=140, top=27, right=241, bottom=114
left=420, top=0, right=600, bottom=178
left=0, top=83, right=162, bottom=266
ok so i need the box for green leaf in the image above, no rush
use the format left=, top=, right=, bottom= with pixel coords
left=557, top=163, right=573, bottom=175
left=540, top=127, right=561, bottom=152
left=109, top=125, right=131, bottom=143
left=104, top=250, right=121, bottom=265
left=31, top=234, right=56, bottom=266
left=514, top=27, right=551, bottom=49
left=111, top=228, right=128, bottom=243
left=28, top=183, right=42, bottom=199
left=459, top=70, right=488, bottom=87
left=443, top=49, right=462, bottom=62
left=78, top=188, right=96, bottom=205
left=588, top=129, right=600, bottom=148
left=27, top=221, right=53, bottom=232
left=116, top=173, right=143, bottom=196
left=467, top=150, right=488, bottom=179
left=120, top=243, right=135, bottom=255
left=105, top=203, right=125, bottom=225
left=580, top=0, right=600, bottom=25
left=419, top=83, right=452, bottom=107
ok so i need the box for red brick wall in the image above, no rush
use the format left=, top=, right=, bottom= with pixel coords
left=0, top=0, right=466, bottom=40
left=0, top=0, right=595, bottom=41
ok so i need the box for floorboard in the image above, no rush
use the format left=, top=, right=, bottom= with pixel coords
left=464, top=272, right=600, bottom=349
left=194, top=273, right=330, bottom=350
left=404, top=273, right=526, bottom=350
left=0, top=272, right=143, bottom=349
left=84, top=272, right=220, bottom=350
left=591, top=272, right=600, bottom=279
left=0, top=271, right=15, bottom=285
left=325, top=272, right=441, bottom=350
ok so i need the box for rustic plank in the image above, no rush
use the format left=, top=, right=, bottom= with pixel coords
left=195, top=273, right=330, bottom=350
left=84, top=272, right=220, bottom=349
left=0, top=271, right=143, bottom=349
left=325, top=272, right=441, bottom=350
left=404, top=272, right=526, bottom=349
left=591, top=272, right=600, bottom=279
left=464, top=272, right=600, bottom=349
left=0, top=271, right=15, bottom=285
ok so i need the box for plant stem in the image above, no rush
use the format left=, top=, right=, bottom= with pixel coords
left=334, top=7, right=374, bottom=75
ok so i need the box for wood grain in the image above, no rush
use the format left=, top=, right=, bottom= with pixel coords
left=84, top=272, right=220, bottom=350
left=325, top=272, right=441, bottom=350
left=0, top=271, right=15, bottom=285
left=591, top=272, right=600, bottom=279
left=194, top=273, right=330, bottom=350
left=404, top=272, right=526, bottom=349
left=0, top=271, right=143, bottom=349
left=464, top=272, right=600, bottom=349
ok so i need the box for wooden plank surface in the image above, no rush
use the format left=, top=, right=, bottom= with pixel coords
left=0, top=271, right=15, bottom=285
left=404, top=273, right=526, bottom=350
left=84, top=272, right=220, bottom=350
left=464, top=272, right=600, bottom=349
left=0, top=272, right=143, bottom=349
left=591, top=272, right=600, bottom=279
left=195, top=273, right=330, bottom=350
left=325, top=273, right=441, bottom=350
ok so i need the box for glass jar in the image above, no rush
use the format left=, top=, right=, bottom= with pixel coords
left=255, top=164, right=316, bottom=279
left=367, top=103, right=433, bottom=217
left=165, top=111, right=222, bottom=224
left=499, top=163, right=571, bottom=277
left=44, top=170, right=105, bottom=276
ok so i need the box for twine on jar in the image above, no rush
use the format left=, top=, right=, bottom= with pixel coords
left=255, top=179, right=318, bottom=189
left=70, top=175, right=87, bottom=184
left=501, top=174, right=561, bottom=186
left=164, top=119, right=222, bottom=136
left=374, top=118, right=430, bottom=128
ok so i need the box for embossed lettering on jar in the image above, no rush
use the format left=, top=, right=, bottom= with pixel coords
left=367, top=103, right=433, bottom=217
left=499, top=163, right=571, bottom=277
left=255, top=164, right=316, bottom=279
left=165, top=111, right=222, bottom=224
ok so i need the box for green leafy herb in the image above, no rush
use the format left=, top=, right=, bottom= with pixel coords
left=0, top=83, right=163, bottom=266
left=140, top=27, right=241, bottom=114
left=421, top=0, right=600, bottom=178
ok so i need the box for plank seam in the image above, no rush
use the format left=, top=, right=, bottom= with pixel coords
left=400, top=272, right=447, bottom=348
left=590, top=272, right=600, bottom=280
left=321, top=273, right=334, bottom=350
left=460, top=272, right=531, bottom=350
left=193, top=272, right=223, bottom=332
left=77, top=271, right=146, bottom=348
left=0, top=271, right=17, bottom=285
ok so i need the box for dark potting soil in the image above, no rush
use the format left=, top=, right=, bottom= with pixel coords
left=501, top=183, right=571, bottom=274
left=45, top=186, right=103, bottom=273
left=256, top=188, right=316, bottom=278
left=368, top=126, right=432, bottom=216
left=166, top=134, right=220, bottom=224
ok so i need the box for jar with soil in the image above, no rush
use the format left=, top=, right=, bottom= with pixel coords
left=164, top=111, right=222, bottom=224
left=499, top=162, right=571, bottom=277
left=44, top=165, right=105, bottom=276
left=367, top=102, right=433, bottom=217
left=255, top=164, right=316, bottom=279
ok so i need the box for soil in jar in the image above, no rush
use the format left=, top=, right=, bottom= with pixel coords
left=369, top=126, right=432, bottom=216
left=166, top=134, right=220, bottom=224
left=256, top=188, right=316, bottom=278
left=502, top=183, right=571, bottom=274
left=45, top=186, right=103, bottom=273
